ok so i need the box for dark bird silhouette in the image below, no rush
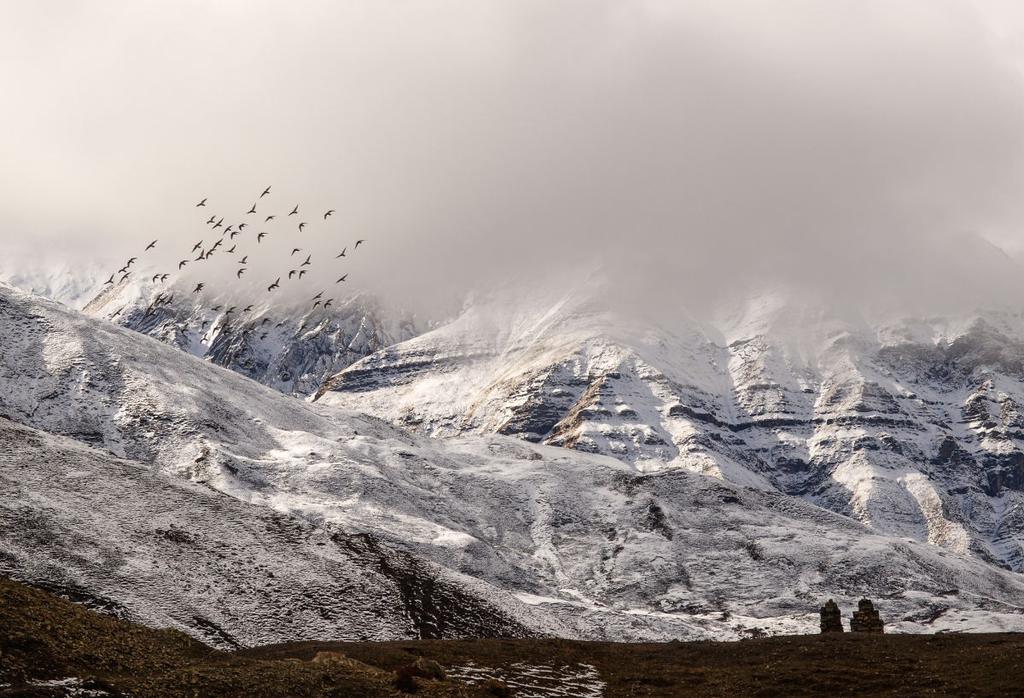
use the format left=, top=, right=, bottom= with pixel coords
left=299, top=269, right=308, bottom=278
left=301, top=255, right=312, bottom=267
left=196, top=198, right=207, bottom=207
left=244, top=305, right=253, bottom=312
left=238, top=223, right=248, bottom=230
left=226, top=306, right=236, bottom=315
left=206, top=215, right=216, bottom=225
left=324, top=210, right=334, bottom=220
left=226, top=244, right=236, bottom=254
left=312, top=300, right=321, bottom=309
left=312, top=291, right=324, bottom=300
left=288, top=269, right=297, bottom=279
left=336, top=248, right=346, bottom=258
left=289, top=205, right=299, bottom=216
left=118, top=266, right=129, bottom=275
left=145, top=240, right=157, bottom=251
left=152, top=274, right=161, bottom=282
left=211, top=305, right=223, bottom=312
left=262, top=318, right=271, bottom=325
left=247, top=203, right=257, bottom=215
left=193, top=283, right=204, bottom=294
left=298, top=222, right=306, bottom=232
left=224, top=225, right=233, bottom=235
left=265, top=215, right=275, bottom=222
left=211, top=239, right=223, bottom=251
left=260, top=332, right=268, bottom=340
left=239, top=255, right=248, bottom=264
left=120, top=272, right=131, bottom=282
left=126, top=257, right=137, bottom=267
left=324, top=298, right=333, bottom=309
left=237, top=268, right=247, bottom=279
left=268, top=278, right=280, bottom=292
left=336, top=274, right=348, bottom=283
left=192, top=240, right=204, bottom=253
left=355, top=239, right=365, bottom=248
left=160, top=274, right=169, bottom=282
left=213, top=218, right=224, bottom=229
left=257, top=232, right=267, bottom=243
left=202, top=320, right=209, bottom=329
left=193, top=252, right=205, bottom=262
left=260, top=186, right=271, bottom=198
left=178, top=260, right=189, bottom=270
left=104, top=274, right=115, bottom=285
left=291, top=248, right=302, bottom=256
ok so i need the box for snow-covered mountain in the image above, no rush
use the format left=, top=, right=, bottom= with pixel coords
left=317, top=283, right=1024, bottom=577
left=0, top=258, right=111, bottom=309
left=82, top=277, right=423, bottom=396
left=4, top=280, right=1024, bottom=642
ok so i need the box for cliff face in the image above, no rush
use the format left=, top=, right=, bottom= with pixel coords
left=318, top=290, right=1024, bottom=572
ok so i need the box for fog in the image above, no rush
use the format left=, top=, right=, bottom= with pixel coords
left=4, top=0, right=1024, bottom=318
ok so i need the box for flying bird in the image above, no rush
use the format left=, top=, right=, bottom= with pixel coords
left=300, top=255, right=311, bottom=267
left=145, top=240, right=157, bottom=251
left=192, top=240, right=204, bottom=253
left=291, top=248, right=302, bottom=256
left=265, top=215, right=275, bottom=222
left=312, top=291, right=324, bottom=300
left=312, top=301, right=321, bottom=309
left=211, top=239, right=223, bottom=251
left=289, top=205, right=299, bottom=216
left=355, top=239, right=365, bottom=248
left=151, top=274, right=161, bottom=282
left=193, top=283, right=204, bottom=294
left=260, top=186, right=271, bottom=198
left=237, top=268, right=247, bottom=279
left=194, top=252, right=205, bottom=262
left=196, top=198, right=207, bottom=207
left=261, top=318, right=271, bottom=326
left=244, top=305, right=253, bottom=312
left=336, top=248, right=346, bottom=258
left=324, top=299, right=333, bottom=309
left=104, top=274, right=115, bottom=285
left=257, top=232, right=267, bottom=243
left=226, top=306, right=236, bottom=315
left=260, top=332, right=268, bottom=340
left=224, top=225, right=234, bottom=234
left=324, top=210, right=334, bottom=220
left=299, top=270, right=308, bottom=278
left=288, top=270, right=297, bottom=279
left=213, top=218, right=224, bottom=229
left=298, top=222, right=306, bottom=232
left=126, top=257, right=137, bottom=267
left=336, top=274, right=348, bottom=283
left=229, top=230, right=240, bottom=239
left=120, top=272, right=131, bottom=282
left=226, top=244, right=236, bottom=254
left=238, top=223, right=248, bottom=230
left=239, top=255, right=248, bottom=264
left=202, top=320, right=209, bottom=329
left=206, top=215, right=216, bottom=225
left=247, top=204, right=257, bottom=215
left=178, top=260, right=189, bottom=269
left=118, top=266, right=129, bottom=275
left=267, top=278, right=280, bottom=292
left=160, top=274, right=169, bottom=282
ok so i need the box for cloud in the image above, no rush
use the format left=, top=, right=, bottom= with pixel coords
left=3, top=0, right=1024, bottom=317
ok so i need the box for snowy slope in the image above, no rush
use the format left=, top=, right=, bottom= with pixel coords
left=82, top=276, right=423, bottom=396
left=3, top=280, right=1024, bottom=640
left=0, top=258, right=111, bottom=309
left=317, top=285, right=1024, bottom=575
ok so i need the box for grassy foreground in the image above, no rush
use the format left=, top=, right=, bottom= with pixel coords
left=3, top=575, right=1023, bottom=696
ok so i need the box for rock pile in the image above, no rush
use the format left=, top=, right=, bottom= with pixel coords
left=849, top=599, right=885, bottom=633
left=819, top=599, right=844, bottom=633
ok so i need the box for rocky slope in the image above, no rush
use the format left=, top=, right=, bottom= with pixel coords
left=3, top=281, right=1024, bottom=641
left=317, top=286, right=1024, bottom=575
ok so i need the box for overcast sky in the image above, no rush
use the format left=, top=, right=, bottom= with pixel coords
left=5, top=0, right=1024, bottom=316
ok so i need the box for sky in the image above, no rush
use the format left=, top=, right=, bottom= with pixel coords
left=5, top=0, right=1024, bottom=318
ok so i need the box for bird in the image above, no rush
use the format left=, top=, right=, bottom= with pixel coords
left=244, top=305, right=253, bottom=312
left=226, top=306, right=236, bottom=315
left=265, top=215, right=275, bottom=223
left=257, top=232, right=267, bottom=243
left=300, top=255, right=312, bottom=267
left=299, top=270, right=308, bottom=278
left=202, top=320, right=209, bottom=329
left=260, top=332, right=268, bottom=340
left=126, top=257, right=137, bottom=267
left=206, top=215, right=216, bottom=225
left=226, top=244, right=236, bottom=254
left=336, top=248, right=346, bottom=258
left=227, top=229, right=239, bottom=239
left=118, top=266, right=129, bottom=275
left=261, top=186, right=271, bottom=198
left=193, top=283, right=204, bottom=294
left=239, top=255, right=248, bottom=264
left=160, top=274, right=169, bottom=282
left=355, top=239, right=365, bottom=248
left=193, top=252, right=205, bottom=262
left=178, top=260, right=189, bottom=270
left=336, top=274, right=348, bottom=283
left=291, top=248, right=302, bottom=256
left=211, top=305, right=223, bottom=312
left=312, top=291, right=324, bottom=300
left=237, top=268, right=247, bottom=279
left=151, top=274, right=161, bottom=282
left=196, top=198, right=207, bottom=207
left=261, top=318, right=271, bottom=326
left=192, top=240, right=204, bottom=253
left=210, top=239, right=223, bottom=251
left=324, top=210, right=334, bottom=220
left=312, top=300, right=321, bottom=309
left=288, top=270, right=297, bottom=279
left=224, top=225, right=233, bottom=235
left=120, top=272, right=131, bottom=282
left=104, top=274, right=115, bottom=285
left=238, top=223, right=248, bottom=230
left=268, top=278, right=280, bottom=292
left=213, top=218, right=224, bottom=229
left=289, top=205, right=299, bottom=216
left=145, top=240, right=158, bottom=251
left=324, top=298, right=333, bottom=309
left=247, top=203, right=257, bottom=215
left=298, top=222, right=306, bottom=232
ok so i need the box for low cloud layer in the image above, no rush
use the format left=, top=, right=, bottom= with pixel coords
left=4, top=1, right=1024, bottom=318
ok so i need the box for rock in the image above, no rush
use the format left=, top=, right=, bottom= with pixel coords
left=850, top=598, right=885, bottom=633
left=819, top=599, right=843, bottom=633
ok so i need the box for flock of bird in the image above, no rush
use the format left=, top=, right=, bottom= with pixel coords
left=102, top=185, right=366, bottom=322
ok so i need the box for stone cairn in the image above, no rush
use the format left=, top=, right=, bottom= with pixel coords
left=849, top=598, right=885, bottom=633
left=819, top=599, right=844, bottom=633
